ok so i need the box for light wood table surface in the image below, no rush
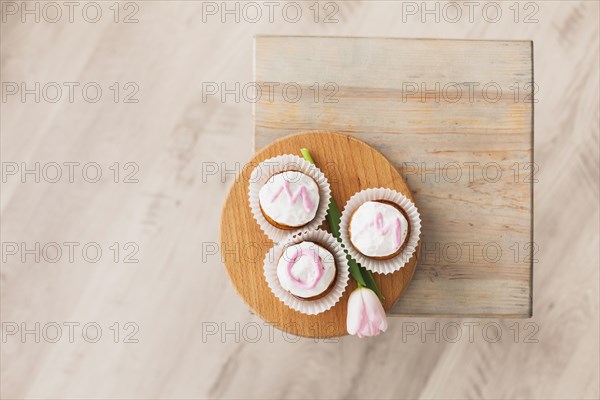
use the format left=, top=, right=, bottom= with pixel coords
left=255, top=36, right=533, bottom=317
left=1, top=1, right=598, bottom=399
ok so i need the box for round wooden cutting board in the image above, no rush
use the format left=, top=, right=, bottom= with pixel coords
left=220, top=131, right=419, bottom=338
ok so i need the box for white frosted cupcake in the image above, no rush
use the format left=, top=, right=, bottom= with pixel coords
left=340, top=188, right=421, bottom=275
left=259, top=171, right=320, bottom=229
left=249, top=155, right=331, bottom=242
left=263, top=229, right=349, bottom=315
left=276, top=241, right=337, bottom=300
left=348, top=200, right=411, bottom=260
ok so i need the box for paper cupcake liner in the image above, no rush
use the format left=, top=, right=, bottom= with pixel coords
left=263, top=229, right=349, bottom=315
left=340, top=188, right=422, bottom=275
left=248, top=154, right=331, bottom=242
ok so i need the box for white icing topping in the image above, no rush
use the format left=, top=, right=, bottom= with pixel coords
left=259, top=171, right=320, bottom=227
left=349, top=201, right=408, bottom=258
left=277, top=241, right=336, bottom=299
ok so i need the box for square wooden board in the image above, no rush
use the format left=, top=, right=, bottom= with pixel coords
left=254, top=36, right=533, bottom=317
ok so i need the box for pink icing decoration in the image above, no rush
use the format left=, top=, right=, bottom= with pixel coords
left=286, top=247, right=324, bottom=290
left=269, top=179, right=314, bottom=213
left=357, top=212, right=403, bottom=249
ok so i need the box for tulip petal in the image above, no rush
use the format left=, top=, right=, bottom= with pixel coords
left=347, top=288, right=388, bottom=337
left=346, top=288, right=366, bottom=335
left=363, top=290, right=387, bottom=333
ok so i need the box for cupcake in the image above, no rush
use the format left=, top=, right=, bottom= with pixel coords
left=340, top=188, right=421, bottom=275
left=264, top=229, right=349, bottom=315
left=259, top=171, right=320, bottom=230
left=249, top=154, right=331, bottom=242
left=276, top=241, right=337, bottom=300
left=348, top=201, right=410, bottom=260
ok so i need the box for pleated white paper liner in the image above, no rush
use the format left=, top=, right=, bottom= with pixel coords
left=339, top=188, right=422, bottom=275
left=263, top=229, right=350, bottom=315
left=248, top=154, right=331, bottom=243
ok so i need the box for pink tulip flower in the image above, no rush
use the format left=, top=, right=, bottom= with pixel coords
left=346, top=287, right=388, bottom=337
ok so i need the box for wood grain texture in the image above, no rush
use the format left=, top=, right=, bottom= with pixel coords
left=221, top=131, right=418, bottom=337
left=255, top=36, right=533, bottom=317
left=1, top=1, right=598, bottom=399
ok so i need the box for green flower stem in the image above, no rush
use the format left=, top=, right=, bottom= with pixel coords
left=300, top=148, right=383, bottom=299
left=361, top=266, right=383, bottom=299
left=300, top=148, right=316, bottom=165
